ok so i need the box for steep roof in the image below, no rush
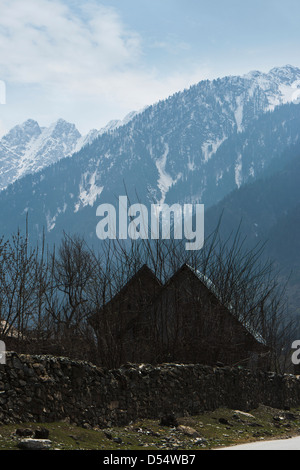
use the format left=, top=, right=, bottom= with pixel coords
left=89, top=264, right=162, bottom=325
left=177, top=264, right=267, bottom=346
left=106, top=264, right=162, bottom=303
left=90, top=262, right=267, bottom=348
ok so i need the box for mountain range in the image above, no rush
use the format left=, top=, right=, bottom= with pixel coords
left=0, top=111, right=141, bottom=191
left=0, top=65, right=300, bottom=319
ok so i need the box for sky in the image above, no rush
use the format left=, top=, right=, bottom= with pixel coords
left=0, top=0, right=300, bottom=137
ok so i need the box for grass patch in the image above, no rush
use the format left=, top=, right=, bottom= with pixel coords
left=1, top=405, right=300, bottom=450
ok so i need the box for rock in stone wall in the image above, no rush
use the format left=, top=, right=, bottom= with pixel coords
left=0, top=353, right=300, bottom=428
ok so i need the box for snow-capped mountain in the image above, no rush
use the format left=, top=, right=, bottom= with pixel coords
left=0, top=111, right=141, bottom=191
left=0, top=119, right=81, bottom=190
left=244, top=65, right=300, bottom=112
left=0, top=119, right=80, bottom=189
left=0, top=65, right=300, bottom=246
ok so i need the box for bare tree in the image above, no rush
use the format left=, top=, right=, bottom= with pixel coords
left=41, top=233, right=96, bottom=358
left=0, top=228, right=37, bottom=341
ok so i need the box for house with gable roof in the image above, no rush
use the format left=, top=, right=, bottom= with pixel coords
left=89, top=264, right=162, bottom=367
left=90, top=263, right=270, bottom=368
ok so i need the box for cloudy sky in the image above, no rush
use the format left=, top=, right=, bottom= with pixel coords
left=0, top=0, right=300, bottom=137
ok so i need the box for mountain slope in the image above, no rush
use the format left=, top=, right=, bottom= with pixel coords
left=204, top=145, right=300, bottom=316
left=205, top=142, right=300, bottom=245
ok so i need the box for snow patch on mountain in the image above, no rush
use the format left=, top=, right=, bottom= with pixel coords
left=187, top=157, right=196, bottom=171
left=235, top=154, right=243, bottom=188
left=279, top=81, right=300, bottom=104
left=155, top=143, right=182, bottom=204
left=216, top=170, right=224, bottom=185
left=234, top=96, right=244, bottom=133
left=202, top=136, right=227, bottom=163
left=74, top=171, right=104, bottom=213
left=46, top=203, right=68, bottom=232
left=155, top=143, right=174, bottom=204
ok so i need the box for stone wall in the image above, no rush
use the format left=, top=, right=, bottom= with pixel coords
left=0, top=353, right=300, bottom=428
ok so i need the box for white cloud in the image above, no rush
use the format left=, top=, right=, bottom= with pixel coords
left=0, top=0, right=209, bottom=134
left=0, top=0, right=141, bottom=87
